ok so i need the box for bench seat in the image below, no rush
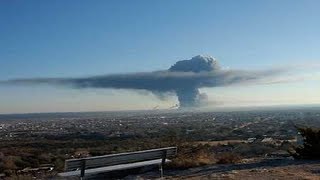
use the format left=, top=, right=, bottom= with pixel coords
left=59, top=158, right=170, bottom=177
left=58, top=147, right=177, bottom=178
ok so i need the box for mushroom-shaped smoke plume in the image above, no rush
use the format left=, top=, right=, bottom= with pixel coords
left=1, top=55, right=284, bottom=109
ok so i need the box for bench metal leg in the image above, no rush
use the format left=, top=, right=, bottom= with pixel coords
left=159, top=164, right=163, bottom=178
left=80, top=159, right=86, bottom=179
left=160, top=150, right=167, bottom=178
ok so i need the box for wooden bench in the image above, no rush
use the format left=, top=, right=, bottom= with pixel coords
left=58, top=147, right=177, bottom=179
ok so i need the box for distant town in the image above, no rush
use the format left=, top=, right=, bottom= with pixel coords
left=1, top=107, right=320, bottom=178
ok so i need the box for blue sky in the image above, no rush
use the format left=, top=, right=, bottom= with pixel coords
left=0, top=0, right=319, bottom=113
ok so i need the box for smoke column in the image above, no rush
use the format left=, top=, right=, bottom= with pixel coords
left=169, top=55, right=219, bottom=108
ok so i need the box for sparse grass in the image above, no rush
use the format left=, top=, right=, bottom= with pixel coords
left=216, top=152, right=242, bottom=164
left=168, top=144, right=215, bottom=169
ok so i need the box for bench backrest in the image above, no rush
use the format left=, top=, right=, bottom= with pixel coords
left=65, top=147, right=177, bottom=171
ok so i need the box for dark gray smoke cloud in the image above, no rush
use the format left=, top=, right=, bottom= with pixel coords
left=2, top=55, right=284, bottom=108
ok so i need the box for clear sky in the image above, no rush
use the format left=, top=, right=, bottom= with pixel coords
left=0, top=0, right=319, bottom=114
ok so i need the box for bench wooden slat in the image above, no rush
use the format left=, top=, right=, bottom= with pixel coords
left=85, top=150, right=176, bottom=169
left=61, top=147, right=177, bottom=177
left=59, top=159, right=171, bottom=177
left=65, top=147, right=176, bottom=171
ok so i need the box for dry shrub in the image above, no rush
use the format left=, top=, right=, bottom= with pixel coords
left=216, top=152, right=241, bottom=164
left=168, top=144, right=215, bottom=169
left=293, top=127, right=320, bottom=159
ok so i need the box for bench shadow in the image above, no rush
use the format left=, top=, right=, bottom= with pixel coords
left=78, top=165, right=160, bottom=180
left=166, top=158, right=320, bottom=177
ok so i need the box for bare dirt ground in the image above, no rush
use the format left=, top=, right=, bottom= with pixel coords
left=130, top=158, right=320, bottom=180
left=167, top=159, right=320, bottom=180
